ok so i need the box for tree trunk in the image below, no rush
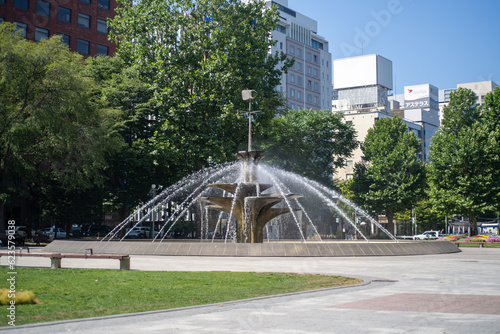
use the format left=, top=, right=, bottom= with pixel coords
left=0, top=200, right=5, bottom=232
left=469, top=210, right=478, bottom=236
left=386, top=208, right=396, bottom=236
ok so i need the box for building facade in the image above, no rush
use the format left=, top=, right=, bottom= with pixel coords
left=0, top=0, right=117, bottom=57
left=264, top=0, right=332, bottom=111
left=438, top=80, right=498, bottom=122
left=331, top=54, right=424, bottom=181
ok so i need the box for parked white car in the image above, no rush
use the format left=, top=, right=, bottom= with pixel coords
left=413, top=230, right=443, bottom=240
left=43, top=227, right=67, bottom=239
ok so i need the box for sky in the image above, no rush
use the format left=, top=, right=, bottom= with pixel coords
left=286, top=0, right=500, bottom=96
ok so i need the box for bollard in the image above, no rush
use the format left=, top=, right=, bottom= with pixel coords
left=119, top=256, right=130, bottom=270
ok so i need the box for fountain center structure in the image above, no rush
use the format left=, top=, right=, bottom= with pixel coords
left=199, top=150, right=301, bottom=243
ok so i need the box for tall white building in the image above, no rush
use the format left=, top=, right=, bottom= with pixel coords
left=333, top=54, right=426, bottom=181
left=263, top=0, right=332, bottom=111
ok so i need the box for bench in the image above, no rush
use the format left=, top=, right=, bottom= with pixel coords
left=0, top=250, right=130, bottom=270
left=452, top=242, right=486, bottom=248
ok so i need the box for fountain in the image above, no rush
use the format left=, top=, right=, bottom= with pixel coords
left=199, top=150, right=302, bottom=243
left=43, top=90, right=461, bottom=256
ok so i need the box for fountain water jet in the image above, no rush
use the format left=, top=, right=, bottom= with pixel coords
left=199, top=150, right=302, bottom=243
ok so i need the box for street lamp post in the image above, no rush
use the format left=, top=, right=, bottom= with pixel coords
left=241, top=89, right=260, bottom=152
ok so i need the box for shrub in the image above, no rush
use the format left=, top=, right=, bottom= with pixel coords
left=0, top=288, right=38, bottom=305
left=464, top=236, right=487, bottom=243
left=487, top=237, right=500, bottom=243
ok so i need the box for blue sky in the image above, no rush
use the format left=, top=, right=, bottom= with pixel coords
left=287, top=0, right=500, bottom=95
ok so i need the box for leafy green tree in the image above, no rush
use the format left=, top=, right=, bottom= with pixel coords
left=429, top=87, right=500, bottom=235
left=109, top=0, right=292, bottom=171
left=0, top=25, right=121, bottom=230
left=257, top=109, right=358, bottom=186
left=345, top=116, right=427, bottom=235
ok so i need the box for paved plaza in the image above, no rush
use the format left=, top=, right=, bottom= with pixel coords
left=1, top=247, right=500, bottom=333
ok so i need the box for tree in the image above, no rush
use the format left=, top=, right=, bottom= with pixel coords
left=257, top=109, right=358, bottom=186
left=428, top=87, right=500, bottom=235
left=0, top=24, right=121, bottom=230
left=109, top=0, right=292, bottom=172
left=344, top=116, right=427, bottom=235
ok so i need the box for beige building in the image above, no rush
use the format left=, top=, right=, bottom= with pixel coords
left=457, top=80, right=498, bottom=105
left=332, top=55, right=424, bottom=181
left=263, top=0, right=333, bottom=111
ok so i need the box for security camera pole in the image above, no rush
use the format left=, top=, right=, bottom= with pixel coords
left=241, top=90, right=260, bottom=151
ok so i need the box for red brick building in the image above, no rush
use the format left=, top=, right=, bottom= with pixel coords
left=0, top=0, right=117, bottom=56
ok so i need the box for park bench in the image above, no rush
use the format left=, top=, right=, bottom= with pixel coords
left=452, top=242, right=486, bottom=248
left=0, top=249, right=130, bottom=270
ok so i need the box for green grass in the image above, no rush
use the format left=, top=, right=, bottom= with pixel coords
left=0, top=267, right=361, bottom=326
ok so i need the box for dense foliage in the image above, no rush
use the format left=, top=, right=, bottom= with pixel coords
left=343, top=116, right=427, bottom=234
left=428, top=87, right=500, bottom=235
left=258, top=109, right=358, bottom=186
left=109, top=0, right=292, bottom=170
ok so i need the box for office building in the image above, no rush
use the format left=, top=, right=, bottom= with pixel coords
left=438, top=81, right=498, bottom=121
left=0, top=0, right=117, bottom=57
left=263, top=0, right=332, bottom=111
left=332, top=54, right=425, bottom=181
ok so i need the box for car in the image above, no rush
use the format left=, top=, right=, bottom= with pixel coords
left=42, top=227, right=67, bottom=239
left=413, top=230, right=443, bottom=240
left=82, top=225, right=112, bottom=238
left=125, top=227, right=148, bottom=238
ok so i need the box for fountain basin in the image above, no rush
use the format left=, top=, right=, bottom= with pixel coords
left=44, top=240, right=460, bottom=257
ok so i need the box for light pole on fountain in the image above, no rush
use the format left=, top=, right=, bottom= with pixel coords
left=240, top=90, right=260, bottom=152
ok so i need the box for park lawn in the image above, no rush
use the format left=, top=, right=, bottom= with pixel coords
left=0, top=267, right=361, bottom=326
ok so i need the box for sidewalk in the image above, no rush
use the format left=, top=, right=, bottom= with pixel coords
left=2, top=248, right=500, bottom=333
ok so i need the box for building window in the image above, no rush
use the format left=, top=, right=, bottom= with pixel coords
left=307, top=66, right=311, bottom=74
left=57, top=33, right=70, bottom=46
left=314, top=96, right=318, bottom=104
left=35, top=27, right=49, bottom=41
left=58, top=6, right=71, bottom=23
left=97, top=18, right=108, bottom=34
left=313, top=69, right=318, bottom=77
left=314, top=82, right=318, bottom=91
left=307, top=52, right=311, bottom=61
left=79, top=0, right=91, bottom=3
left=346, top=174, right=353, bottom=180
left=78, top=13, right=90, bottom=29
left=297, top=91, right=302, bottom=99
left=307, top=94, right=312, bottom=102
left=297, top=62, right=302, bottom=71
left=37, top=0, right=50, bottom=17
left=326, top=61, right=329, bottom=68
left=290, top=46, right=294, bottom=54
left=297, top=76, right=302, bottom=85
left=313, top=55, right=317, bottom=63
left=13, top=22, right=27, bottom=38
left=290, top=103, right=295, bottom=109
left=77, top=38, right=90, bottom=55
left=280, top=42, right=282, bottom=50
left=14, top=0, right=29, bottom=10
left=98, top=0, right=110, bottom=10
left=307, top=80, right=312, bottom=89
left=297, top=48, right=302, bottom=57
left=96, top=44, right=109, bottom=56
